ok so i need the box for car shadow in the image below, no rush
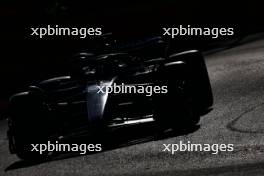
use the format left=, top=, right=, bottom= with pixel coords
left=5, top=122, right=200, bottom=171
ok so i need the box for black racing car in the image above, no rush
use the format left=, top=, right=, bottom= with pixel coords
left=7, top=36, right=213, bottom=160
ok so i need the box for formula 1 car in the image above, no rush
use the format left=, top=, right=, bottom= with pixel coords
left=7, top=36, right=213, bottom=160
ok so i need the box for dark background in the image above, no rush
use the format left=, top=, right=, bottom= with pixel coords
left=0, top=0, right=264, bottom=112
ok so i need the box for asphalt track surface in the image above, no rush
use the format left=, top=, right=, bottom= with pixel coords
left=1, top=36, right=264, bottom=176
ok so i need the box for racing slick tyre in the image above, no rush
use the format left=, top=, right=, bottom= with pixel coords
left=154, top=85, right=200, bottom=132
left=154, top=50, right=212, bottom=131
left=9, top=90, right=51, bottom=160
left=169, top=50, right=213, bottom=115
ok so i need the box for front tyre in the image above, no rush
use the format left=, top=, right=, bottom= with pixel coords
left=154, top=55, right=201, bottom=131
left=9, top=91, right=51, bottom=160
left=154, top=87, right=200, bottom=131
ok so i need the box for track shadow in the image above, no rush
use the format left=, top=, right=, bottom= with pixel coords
left=5, top=122, right=200, bottom=171
left=129, top=160, right=264, bottom=176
